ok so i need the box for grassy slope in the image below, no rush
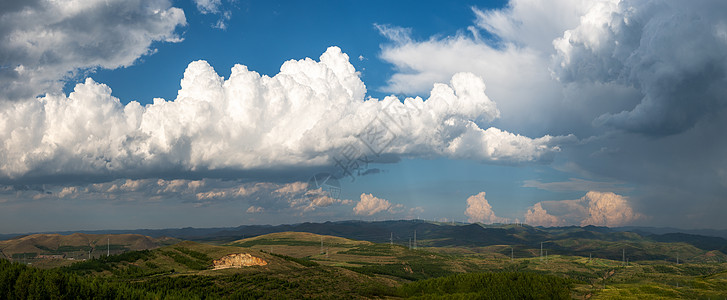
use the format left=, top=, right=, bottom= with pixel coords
left=0, top=233, right=176, bottom=264
left=56, top=238, right=397, bottom=298
left=222, top=231, right=727, bottom=298
left=7, top=231, right=727, bottom=299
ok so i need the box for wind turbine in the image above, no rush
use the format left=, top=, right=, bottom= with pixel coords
left=540, top=242, right=543, bottom=260
left=413, top=230, right=417, bottom=249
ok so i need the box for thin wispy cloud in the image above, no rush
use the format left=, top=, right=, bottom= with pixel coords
left=523, top=178, right=632, bottom=193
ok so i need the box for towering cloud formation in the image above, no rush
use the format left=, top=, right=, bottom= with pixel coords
left=374, top=1, right=605, bottom=137
left=375, top=0, right=727, bottom=227
left=579, top=191, right=641, bottom=227
left=0, top=0, right=186, bottom=100
left=525, top=191, right=642, bottom=227
left=0, top=47, right=564, bottom=183
left=464, top=192, right=508, bottom=224
left=524, top=203, right=563, bottom=227
left=553, top=0, right=727, bottom=135
left=378, top=0, right=727, bottom=136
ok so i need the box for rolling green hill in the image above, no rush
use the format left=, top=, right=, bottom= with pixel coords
left=1, top=228, right=727, bottom=298
left=8, top=220, right=726, bottom=263
left=36, top=238, right=399, bottom=299
left=0, top=233, right=178, bottom=267
left=185, top=220, right=727, bottom=264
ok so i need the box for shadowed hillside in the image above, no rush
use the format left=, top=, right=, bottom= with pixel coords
left=0, top=233, right=178, bottom=264
left=3, top=220, right=726, bottom=264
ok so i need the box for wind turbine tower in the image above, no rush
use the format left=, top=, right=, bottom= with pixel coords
left=414, top=230, right=417, bottom=249
left=545, top=250, right=548, bottom=264
left=540, top=242, right=543, bottom=260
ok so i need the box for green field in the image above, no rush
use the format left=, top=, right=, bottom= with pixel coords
left=1, top=231, right=727, bottom=299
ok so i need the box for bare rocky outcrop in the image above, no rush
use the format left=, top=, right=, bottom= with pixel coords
left=212, top=253, right=267, bottom=270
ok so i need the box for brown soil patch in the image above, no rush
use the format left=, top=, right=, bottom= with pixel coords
left=212, top=253, right=267, bottom=270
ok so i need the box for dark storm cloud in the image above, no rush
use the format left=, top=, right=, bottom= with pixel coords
left=553, top=0, right=727, bottom=136
left=556, top=109, right=727, bottom=228
left=376, top=0, right=727, bottom=228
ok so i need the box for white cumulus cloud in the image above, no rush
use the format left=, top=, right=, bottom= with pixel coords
left=353, top=193, right=401, bottom=216
left=580, top=191, right=642, bottom=227
left=0, top=47, right=564, bottom=183
left=524, top=202, right=564, bottom=227
left=0, top=0, right=186, bottom=100
left=525, top=191, right=642, bottom=227
left=375, top=0, right=727, bottom=138
left=464, top=192, right=508, bottom=224
left=373, top=1, right=604, bottom=134
left=289, top=187, right=352, bottom=212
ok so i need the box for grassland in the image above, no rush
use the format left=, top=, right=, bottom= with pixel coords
left=2, top=230, right=727, bottom=299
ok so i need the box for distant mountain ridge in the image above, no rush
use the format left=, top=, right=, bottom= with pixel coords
left=3, top=220, right=727, bottom=240
left=2, top=220, right=726, bottom=262
left=613, top=226, right=727, bottom=239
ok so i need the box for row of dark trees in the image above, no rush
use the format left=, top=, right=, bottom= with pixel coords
left=397, top=272, right=574, bottom=299
left=0, top=258, right=156, bottom=299
left=0, top=258, right=305, bottom=299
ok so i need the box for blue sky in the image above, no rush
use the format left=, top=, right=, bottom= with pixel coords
left=88, top=0, right=497, bottom=103
left=1, top=0, right=727, bottom=233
